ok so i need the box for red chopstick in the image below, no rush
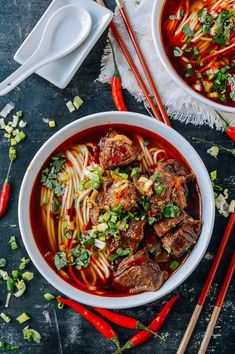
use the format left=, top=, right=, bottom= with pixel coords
left=115, top=0, right=171, bottom=126
left=96, top=0, right=171, bottom=126
left=198, top=251, right=235, bottom=354
left=177, top=212, right=235, bottom=354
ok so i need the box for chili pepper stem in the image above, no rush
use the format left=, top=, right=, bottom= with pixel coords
left=6, top=158, right=14, bottom=182
left=113, top=340, right=133, bottom=354
left=137, top=323, right=163, bottom=339
left=215, top=111, right=229, bottom=130
left=112, top=337, right=121, bottom=349
left=108, top=37, right=120, bottom=78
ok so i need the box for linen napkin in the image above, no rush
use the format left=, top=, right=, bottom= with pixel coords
left=98, top=0, right=235, bottom=129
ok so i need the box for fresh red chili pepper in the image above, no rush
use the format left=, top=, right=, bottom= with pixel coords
left=225, top=127, right=235, bottom=143
left=57, top=296, right=120, bottom=349
left=113, top=295, right=180, bottom=353
left=0, top=151, right=15, bottom=218
left=0, top=180, right=11, bottom=218
left=216, top=111, right=235, bottom=143
left=93, top=308, right=159, bottom=337
left=109, top=38, right=128, bottom=112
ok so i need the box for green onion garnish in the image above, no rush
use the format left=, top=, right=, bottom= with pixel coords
left=0, top=258, right=7, bottom=268
left=0, top=312, right=11, bottom=323
left=16, top=313, right=30, bottom=324
left=44, top=293, right=55, bottom=302
left=169, top=261, right=179, bottom=271
left=9, top=235, right=19, bottom=251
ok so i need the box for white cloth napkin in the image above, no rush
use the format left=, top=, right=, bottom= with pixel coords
left=98, top=0, right=235, bottom=129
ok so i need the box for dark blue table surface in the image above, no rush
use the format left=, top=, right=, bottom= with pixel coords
left=0, top=1, right=234, bottom=353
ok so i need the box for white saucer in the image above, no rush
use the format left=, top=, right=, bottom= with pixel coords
left=14, top=0, right=113, bottom=89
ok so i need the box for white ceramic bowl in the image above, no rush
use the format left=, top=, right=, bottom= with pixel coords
left=152, top=0, right=235, bottom=114
left=18, top=111, right=215, bottom=308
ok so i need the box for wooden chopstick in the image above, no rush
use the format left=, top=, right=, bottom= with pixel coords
left=198, top=250, right=235, bottom=354
left=96, top=0, right=171, bottom=126
left=177, top=212, right=235, bottom=354
left=115, top=0, right=171, bottom=126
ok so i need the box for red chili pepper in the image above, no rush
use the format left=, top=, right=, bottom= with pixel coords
left=93, top=308, right=159, bottom=337
left=225, top=127, right=235, bottom=142
left=0, top=180, right=11, bottom=218
left=83, top=220, right=92, bottom=232
left=216, top=111, right=235, bottom=143
left=109, top=39, right=128, bottom=112
left=57, top=296, right=120, bottom=349
left=0, top=151, right=15, bottom=219
left=114, top=295, right=180, bottom=353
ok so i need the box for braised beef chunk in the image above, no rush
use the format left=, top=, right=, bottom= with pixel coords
left=158, top=159, right=190, bottom=177
left=162, top=217, right=202, bottom=257
left=153, top=212, right=187, bottom=237
left=113, top=249, right=168, bottom=293
left=94, top=178, right=139, bottom=212
left=106, top=179, right=139, bottom=211
left=151, top=159, right=193, bottom=209
left=99, top=130, right=142, bottom=170
left=120, top=220, right=146, bottom=252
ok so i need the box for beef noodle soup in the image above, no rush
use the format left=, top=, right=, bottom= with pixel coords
left=31, top=125, right=202, bottom=296
left=162, top=0, right=235, bottom=107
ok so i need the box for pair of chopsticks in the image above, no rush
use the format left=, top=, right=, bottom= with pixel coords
left=177, top=212, right=235, bottom=354
left=97, top=0, right=171, bottom=127
left=96, top=2, right=234, bottom=350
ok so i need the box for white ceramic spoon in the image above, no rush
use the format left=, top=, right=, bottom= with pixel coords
left=0, top=4, right=92, bottom=95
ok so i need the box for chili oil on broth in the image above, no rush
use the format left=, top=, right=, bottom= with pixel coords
left=161, top=0, right=235, bottom=107
left=30, top=124, right=201, bottom=296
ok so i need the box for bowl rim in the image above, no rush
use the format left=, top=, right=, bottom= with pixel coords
left=152, top=0, right=235, bottom=114
left=18, top=111, right=215, bottom=308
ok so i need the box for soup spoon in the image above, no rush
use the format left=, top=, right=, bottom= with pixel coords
left=0, top=4, right=92, bottom=96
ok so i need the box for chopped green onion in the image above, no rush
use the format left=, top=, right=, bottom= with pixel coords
left=43, top=293, right=55, bottom=302
left=19, top=257, right=30, bottom=270
left=131, top=167, right=142, bottom=178
left=12, top=129, right=19, bottom=136
left=12, top=115, right=19, bottom=128
left=10, top=138, right=17, bottom=146
left=49, top=120, right=56, bottom=128
left=12, top=270, right=19, bottom=280
left=143, top=139, right=150, bottom=146
left=23, top=326, right=41, bottom=344
left=0, top=269, right=9, bottom=280
left=0, top=340, right=20, bottom=351
left=16, top=111, right=23, bottom=118
left=207, top=146, right=219, bottom=158
left=5, top=125, right=13, bottom=134
left=174, top=46, right=183, bottom=57
left=57, top=301, right=64, bottom=310
left=9, top=236, right=19, bottom=251
left=66, top=101, right=75, bottom=113
left=0, top=258, right=7, bottom=268
left=73, top=96, right=84, bottom=109
left=15, top=131, right=26, bottom=143
left=155, top=184, right=165, bottom=196
left=170, top=261, right=179, bottom=270
left=16, top=313, right=30, bottom=324
left=22, top=272, right=34, bottom=281
left=6, top=278, right=15, bottom=293
left=4, top=133, right=10, bottom=139
left=210, top=170, right=217, bottom=181
left=0, top=312, right=11, bottom=323
left=19, top=120, right=27, bottom=128
left=14, top=280, right=26, bottom=297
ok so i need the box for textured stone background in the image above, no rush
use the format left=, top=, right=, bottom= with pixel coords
left=0, top=1, right=234, bottom=353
